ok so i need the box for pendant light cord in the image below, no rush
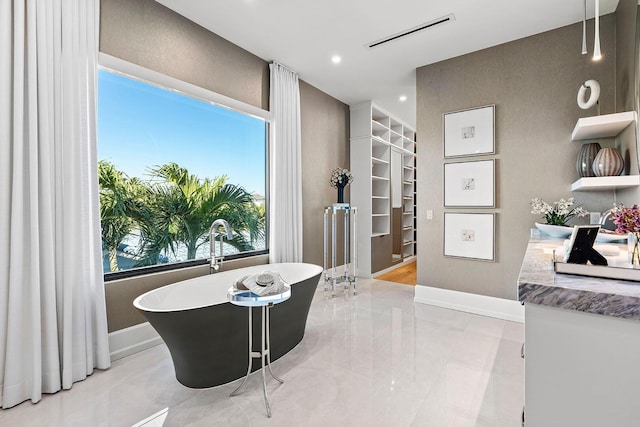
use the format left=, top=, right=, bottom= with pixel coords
left=582, top=0, right=587, bottom=54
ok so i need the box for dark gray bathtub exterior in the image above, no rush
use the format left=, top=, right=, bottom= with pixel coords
left=139, top=271, right=321, bottom=388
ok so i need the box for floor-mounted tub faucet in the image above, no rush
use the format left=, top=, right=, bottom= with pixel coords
left=210, top=219, right=233, bottom=273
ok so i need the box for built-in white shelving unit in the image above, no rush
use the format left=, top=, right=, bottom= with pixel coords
left=350, top=101, right=416, bottom=277
left=402, top=151, right=416, bottom=258
left=571, top=175, right=640, bottom=191
left=571, top=111, right=636, bottom=141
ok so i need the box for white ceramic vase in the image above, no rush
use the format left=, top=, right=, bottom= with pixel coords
left=592, top=147, right=624, bottom=177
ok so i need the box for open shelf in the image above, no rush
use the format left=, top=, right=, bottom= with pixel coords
left=372, top=119, right=389, bottom=132
left=372, top=135, right=388, bottom=145
left=571, top=175, right=640, bottom=191
left=572, top=111, right=636, bottom=141
left=372, top=156, right=389, bottom=165
left=390, top=133, right=403, bottom=147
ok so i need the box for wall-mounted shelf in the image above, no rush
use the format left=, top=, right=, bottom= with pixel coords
left=571, top=175, right=640, bottom=191
left=571, top=111, right=636, bottom=141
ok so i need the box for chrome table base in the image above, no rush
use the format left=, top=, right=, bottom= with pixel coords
left=228, top=287, right=291, bottom=418
left=323, top=204, right=358, bottom=297
left=230, top=303, right=283, bottom=418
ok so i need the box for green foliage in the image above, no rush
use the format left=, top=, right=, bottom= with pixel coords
left=97, top=161, right=265, bottom=272
left=98, top=161, right=136, bottom=272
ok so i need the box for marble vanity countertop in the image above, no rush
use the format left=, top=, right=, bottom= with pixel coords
left=518, top=237, right=640, bottom=320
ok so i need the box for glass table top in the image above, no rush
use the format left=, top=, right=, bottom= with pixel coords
left=227, top=285, right=291, bottom=307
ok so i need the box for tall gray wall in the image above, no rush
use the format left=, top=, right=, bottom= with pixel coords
left=416, top=14, right=630, bottom=300
left=300, top=81, right=350, bottom=267
left=100, top=0, right=348, bottom=331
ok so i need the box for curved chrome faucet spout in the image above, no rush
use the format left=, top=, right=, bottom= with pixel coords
left=210, top=219, right=233, bottom=273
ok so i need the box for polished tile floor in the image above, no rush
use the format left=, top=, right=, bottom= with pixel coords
left=0, top=279, right=524, bottom=427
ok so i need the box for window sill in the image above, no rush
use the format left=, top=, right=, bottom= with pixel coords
left=103, top=250, right=269, bottom=282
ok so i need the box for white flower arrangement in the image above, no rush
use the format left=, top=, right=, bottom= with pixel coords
left=329, top=168, right=353, bottom=189
left=530, top=197, right=588, bottom=226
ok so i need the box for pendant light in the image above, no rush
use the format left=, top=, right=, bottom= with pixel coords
left=593, top=0, right=602, bottom=61
left=582, top=0, right=587, bottom=54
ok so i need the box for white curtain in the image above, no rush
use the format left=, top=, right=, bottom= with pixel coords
left=269, top=62, right=303, bottom=263
left=0, top=0, right=110, bottom=409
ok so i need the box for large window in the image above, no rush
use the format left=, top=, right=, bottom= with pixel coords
left=97, top=69, right=267, bottom=276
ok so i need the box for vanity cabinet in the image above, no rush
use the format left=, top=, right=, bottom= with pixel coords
left=524, top=303, right=640, bottom=427
left=350, top=101, right=416, bottom=277
left=518, top=238, right=640, bottom=426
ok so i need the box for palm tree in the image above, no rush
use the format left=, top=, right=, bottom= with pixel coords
left=138, top=163, right=261, bottom=262
left=244, top=203, right=266, bottom=248
left=98, top=160, right=136, bottom=272
left=121, top=177, right=174, bottom=267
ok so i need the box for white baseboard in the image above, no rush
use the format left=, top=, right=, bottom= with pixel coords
left=414, top=285, right=524, bottom=323
left=108, top=322, right=163, bottom=362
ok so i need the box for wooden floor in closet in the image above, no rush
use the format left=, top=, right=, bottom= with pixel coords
left=376, top=260, right=416, bottom=285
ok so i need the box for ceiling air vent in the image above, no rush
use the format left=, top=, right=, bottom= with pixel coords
left=367, top=14, right=456, bottom=49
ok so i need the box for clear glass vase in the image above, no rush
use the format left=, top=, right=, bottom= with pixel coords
left=628, top=232, right=640, bottom=268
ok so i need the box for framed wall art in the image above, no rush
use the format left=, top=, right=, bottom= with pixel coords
left=444, top=159, right=495, bottom=208
left=443, top=105, right=495, bottom=158
left=443, top=212, right=495, bottom=261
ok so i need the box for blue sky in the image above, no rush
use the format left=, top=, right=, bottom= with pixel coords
left=97, top=70, right=266, bottom=195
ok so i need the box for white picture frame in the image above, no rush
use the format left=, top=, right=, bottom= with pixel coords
left=444, top=212, right=495, bottom=261
left=444, top=159, right=495, bottom=208
left=443, top=105, right=495, bottom=158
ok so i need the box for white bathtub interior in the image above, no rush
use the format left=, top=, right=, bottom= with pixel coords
left=133, top=263, right=322, bottom=312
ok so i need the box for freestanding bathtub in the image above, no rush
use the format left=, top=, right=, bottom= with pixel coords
left=133, top=263, right=322, bottom=388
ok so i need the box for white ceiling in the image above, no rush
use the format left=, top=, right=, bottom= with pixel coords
left=156, top=0, right=619, bottom=127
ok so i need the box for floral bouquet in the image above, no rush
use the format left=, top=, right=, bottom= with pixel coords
left=330, top=168, right=353, bottom=189
left=611, top=204, right=640, bottom=265
left=330, top=168, right=353, bottom=204
left=611, top=204, right=640, bottom=234
left=530, top=197, right=588, bottom=226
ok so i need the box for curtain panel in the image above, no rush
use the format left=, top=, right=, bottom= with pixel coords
left=0, top=0, right=110, bottom=408
left=268, top=62, right=303, bottom=263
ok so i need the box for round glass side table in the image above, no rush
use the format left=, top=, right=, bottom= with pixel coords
left=227, top=285, right=291, bottom=418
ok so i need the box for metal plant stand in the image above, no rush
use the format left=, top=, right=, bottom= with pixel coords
left=323, top=204, right=358, bottom=297
left=228, top=286, right=291, bottom=418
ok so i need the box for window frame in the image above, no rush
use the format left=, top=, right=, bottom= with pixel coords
left=97, top=53, right=271, bottom=281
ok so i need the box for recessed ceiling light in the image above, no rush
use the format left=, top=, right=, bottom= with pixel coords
left=331, top=55, right=341, bottom=64
left=399, top=95, right=407, bottom=102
